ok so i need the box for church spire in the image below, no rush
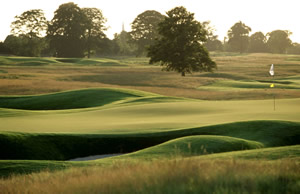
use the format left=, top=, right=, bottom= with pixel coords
left=122, top=22, right=125, bottom=32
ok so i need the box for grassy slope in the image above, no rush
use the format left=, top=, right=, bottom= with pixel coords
left=0, top=87, right=299, bottom=134
left=117, top=135, right=264, bottom=160
left=0, top=56, right=141, bottom=67
left=1, top=96, right=299, bottom=133
left=0, top=88, right=163, bottom=110
left=0, top=120, right=299, bottom=161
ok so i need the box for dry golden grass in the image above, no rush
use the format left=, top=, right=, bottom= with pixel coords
left=0, top=159, right=299, bottom=194
left=0, top=53, right=299, bottom=99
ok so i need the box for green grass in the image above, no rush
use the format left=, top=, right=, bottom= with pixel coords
left=0, top=56, right=59, bottom=66
left=1, top=88, right=299, bottom=133
left=0, top=56, right=150, bottom=67
left=196, top=145, right=300, bottom=160
left=0, top=88, right=161, bottom=110
left=0, top=120, right=298, bottom=161
left=0, top=160, right=77, bottom=178
left=119, top=135, right=264, bottom=160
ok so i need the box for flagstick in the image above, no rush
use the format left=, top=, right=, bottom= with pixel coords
left=273, top=75, right=275, bottom=111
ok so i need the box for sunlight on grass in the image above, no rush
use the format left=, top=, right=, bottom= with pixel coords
left=0, top=159, right=299, bottom=194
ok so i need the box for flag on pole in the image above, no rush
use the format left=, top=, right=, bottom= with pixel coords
left=270, top=83, right=274, bottom=88
left=269, top=64, right=274, bottom=76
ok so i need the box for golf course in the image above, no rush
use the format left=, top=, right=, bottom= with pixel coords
left=0, top=53, right=299, bottom=193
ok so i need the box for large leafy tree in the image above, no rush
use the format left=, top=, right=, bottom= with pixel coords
left=227, top=21, right=251, bottom=53
left=148, top=6, right=216, bottom=76
left=47, top=2, right=88, bottom=57
left=130, top=10, right=164, bottom=56
left=248, top=32, right=268, bottom=53
left=10, top=9, right=48, bottom=38
left=9, top=9, right=48, bottom=56
left=82, top=8, right=107, bottom=58
left=267, top=30, right=292, bottom=54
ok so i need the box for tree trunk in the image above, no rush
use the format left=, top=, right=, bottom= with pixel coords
left=87, top=46, right=90, bottom=58
left=87, top=29, right=91, bottom=58
left=181, top=72, right=185, bottom=76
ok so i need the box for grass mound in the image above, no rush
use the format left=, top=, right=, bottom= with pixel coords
left=55, top=58, right=125, bottom=66
left=181, top=120, right=300, bottom=147
left=0, top=88, right=157, bottom=110
left=198, top=145, right=300, bottom=160
left=0, top=57, right=58, bottom=66
left=122, top=135, right=264, bottom=159
left=0, top=56, right=128, bottom=67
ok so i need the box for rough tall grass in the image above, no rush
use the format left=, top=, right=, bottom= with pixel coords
left=0, top=159, right=299, bottom=194
left=1, top=53, right=300, bottom=99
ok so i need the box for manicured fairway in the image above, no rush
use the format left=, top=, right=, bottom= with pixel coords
left=0, top=88, right=299, bottom=133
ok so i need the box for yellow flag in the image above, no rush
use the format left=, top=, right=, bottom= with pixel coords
left=270, top=83, right=274, bottom=88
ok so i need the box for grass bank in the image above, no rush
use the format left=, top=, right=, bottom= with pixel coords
left=1, top=158, right=299, bottom=194
left=1, top=120, right=299, bottom=161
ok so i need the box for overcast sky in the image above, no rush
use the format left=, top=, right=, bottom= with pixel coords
left=0, top=0, right=299, bottom=43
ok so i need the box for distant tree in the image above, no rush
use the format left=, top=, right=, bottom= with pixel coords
left=114, top=31, right=136, bottom=56
left=227, top=21, right=251, bottom=53
left=287, top=43, right=300, bottom=55
left=130, top=10, right=164, bottom=56
left=3, top=35, right=19, bottom=55
left=95, top=38, right=119, bottom=56
left=0, top=41, right=12, bottom=55
left=9, top=9, right=48, bottom=56
left=248, top=32, right=268, bottom=53
left=10, top=9, right=48, bottom=38
left=47, top=2, right=88, bottom=57
left=82, top=8, right=107, bottom=58
left=267, top=30, right=292, bottom=54
left=202, top=21, right=223, bottom=51
left=4, top=34, right=45, bottom=56
left=148, top=6, right=216, bottom=76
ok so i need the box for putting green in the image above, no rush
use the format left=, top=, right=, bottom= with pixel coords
left=1, top=95, right=299, bottom=134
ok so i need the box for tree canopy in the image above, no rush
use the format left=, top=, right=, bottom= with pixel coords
left=8, top=9, right=48, bottom=56
left=248, top=32, right=268, bottom=53
left=130, top=10, right=164, bottom=56
left=148, top=6, right=216, bottom=76
left=47, top=2, right=88, bottom=57
left=227, top=21, right=251, bottom=53
left=10, top=9, right=48, bottom=38
left=82, top=7, right=107, bottom=58
left=267, top=30, right=292, bottom=54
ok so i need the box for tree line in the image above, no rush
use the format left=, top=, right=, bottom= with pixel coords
left=0, top=2, right=299, bottom=57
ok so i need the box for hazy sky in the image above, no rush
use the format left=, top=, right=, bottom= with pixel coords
left=1, top=0, right=299, bottom=42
